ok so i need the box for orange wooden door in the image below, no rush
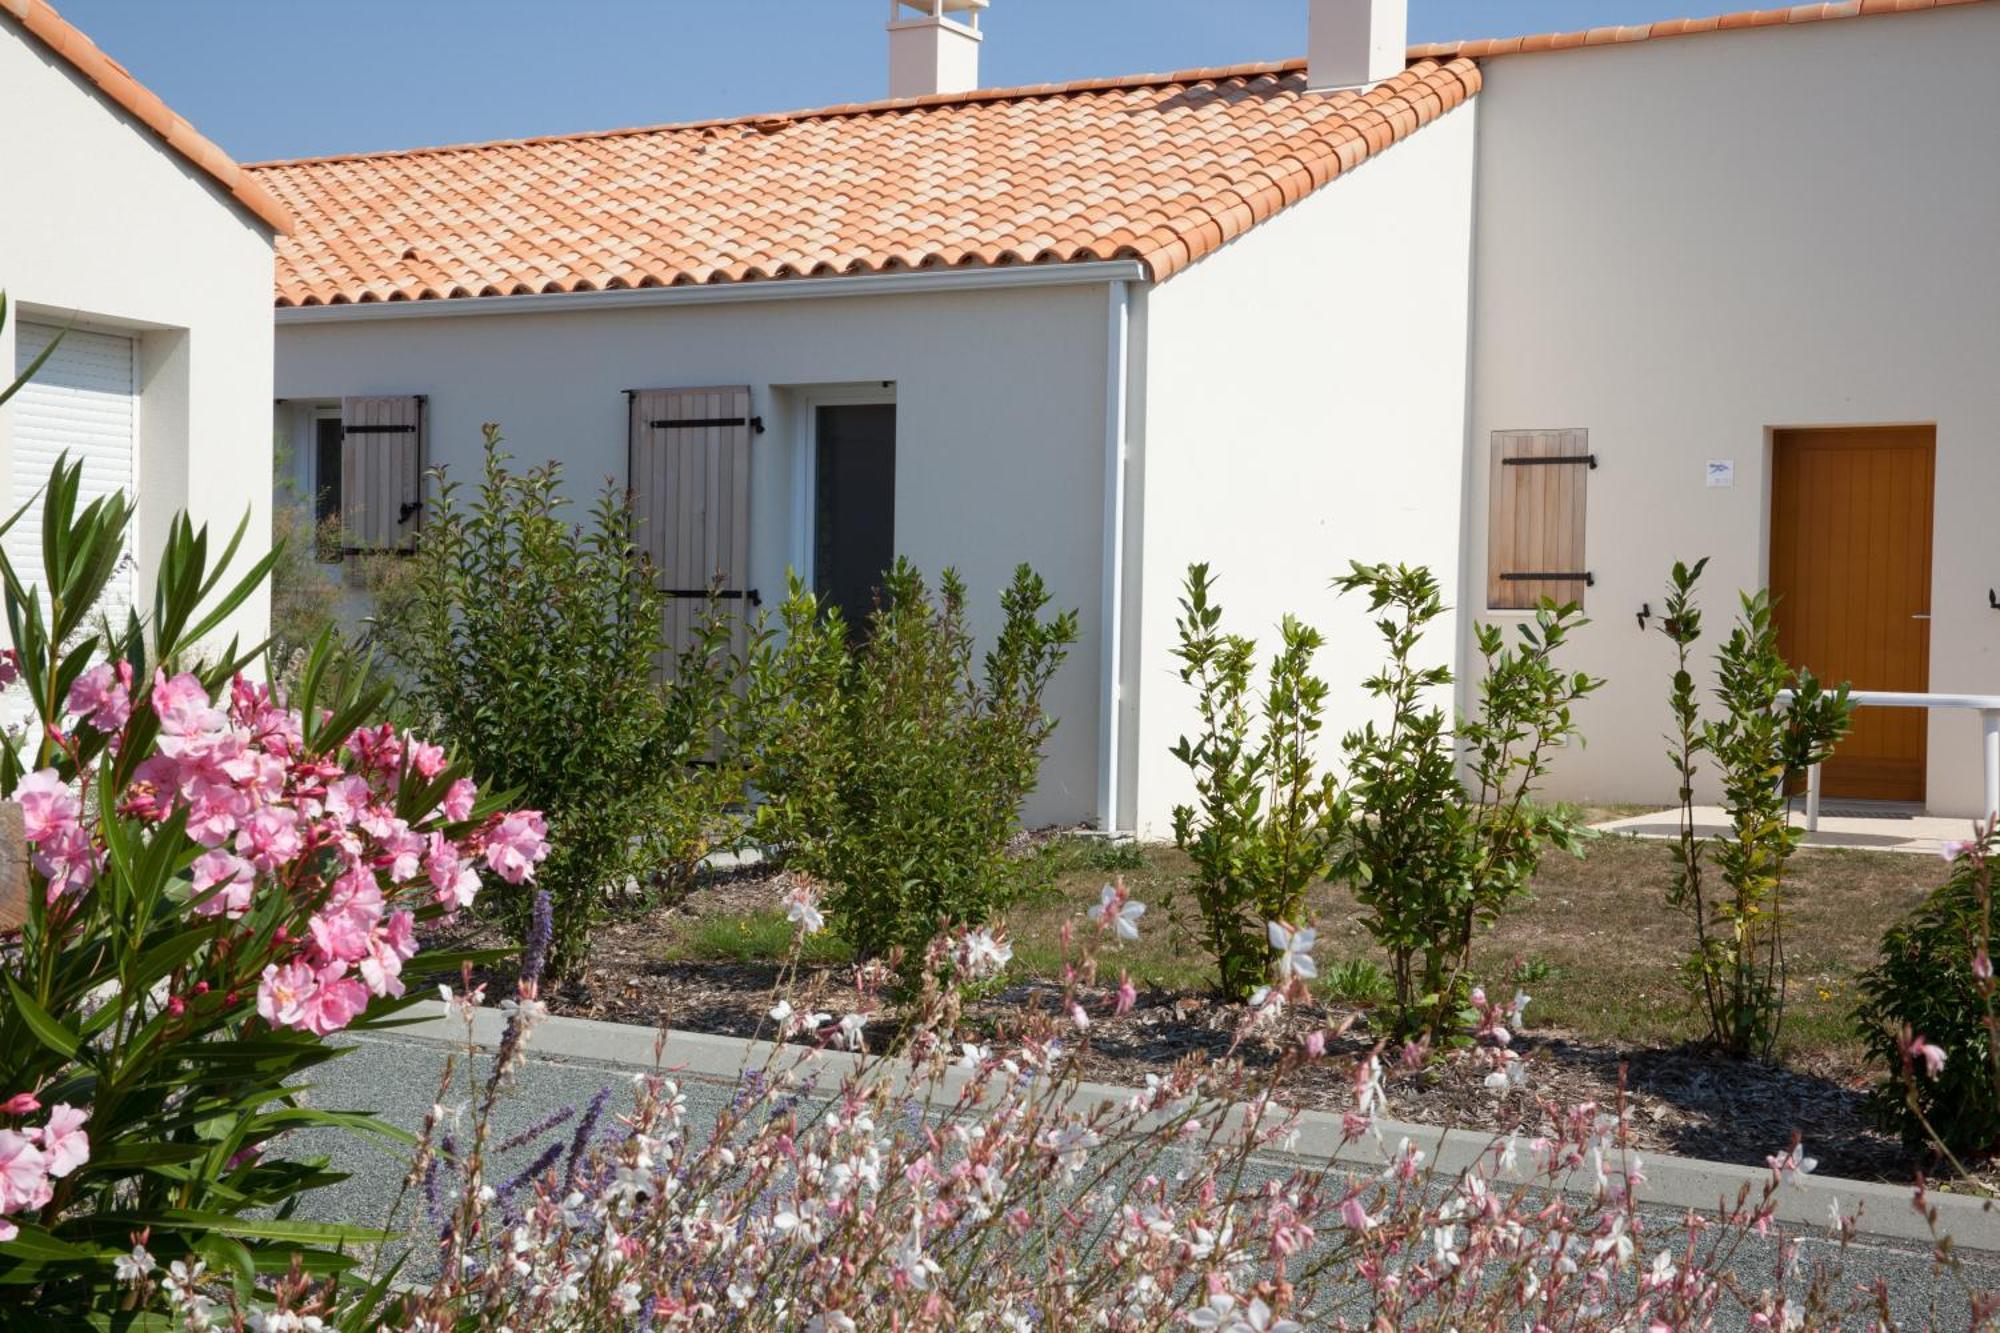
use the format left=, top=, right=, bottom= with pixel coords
left=1769, top=427, right=1935, bottom=802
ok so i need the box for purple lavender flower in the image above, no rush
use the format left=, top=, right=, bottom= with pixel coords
left=519, top=888, right=554, bottom=994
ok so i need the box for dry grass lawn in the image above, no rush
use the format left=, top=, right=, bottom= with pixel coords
left=663, top=821, right=1946, bottom=1072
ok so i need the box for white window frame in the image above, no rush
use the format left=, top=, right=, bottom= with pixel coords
left=789, top=383, right=896, bottom=594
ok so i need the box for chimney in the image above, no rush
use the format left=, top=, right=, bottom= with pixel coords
left=887, top=0, right=986, bottom=100
left=1307, top=0, right=1406, bottom=91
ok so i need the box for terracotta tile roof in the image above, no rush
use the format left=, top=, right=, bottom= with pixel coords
left=250, top=58, right=1478, bottom=306
left=1, top=0, right=290, bottom=234
left=1407, top=0, right=1986, bottom=61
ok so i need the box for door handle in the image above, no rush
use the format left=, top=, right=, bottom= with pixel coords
left=1912, top=613, right=1932, bottom=620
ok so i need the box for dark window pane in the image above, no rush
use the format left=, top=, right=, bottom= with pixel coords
left=313, top=416, right=343, bottom=560
left=813, top=403, right=896, bottom=632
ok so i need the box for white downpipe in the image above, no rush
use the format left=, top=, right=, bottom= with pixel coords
left=1097, top=280, right=1131, bottom=834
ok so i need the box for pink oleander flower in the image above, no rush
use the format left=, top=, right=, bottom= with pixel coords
left=482, top=810, right=549, bottom=884
left=235, top=805, right=304, bottom=873
left=297, top=965, right=369, bottom=1036
left=0, top=648, right=20, bottom=690
left=405, top=737, right=448, bottom=781
left=15, top=768, right=80, bottom=845
left=0, top=1093, right=40, bottom=1117
left=360, top=909, right=418, bottom=998
left=189, top=849, right=255, bottom=918
left=150, top=670, right=225, bottom=752
left=257, top=959, right=318, bottom=1030
left=0, top=1130, right=52, bottom=1216
left=441, top=777, right=477, bottom=823
left=66, top=661, right=133, bottom=732
left=425, top=833, right=482, bottom=911
left=29, top=1103, right=89, bottom=1178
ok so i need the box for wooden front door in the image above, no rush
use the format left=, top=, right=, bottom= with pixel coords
left=1769, top=426, right=1935, bottom=802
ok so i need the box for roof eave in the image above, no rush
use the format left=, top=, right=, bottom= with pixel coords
left=272, top=259, right=1153, bottom=323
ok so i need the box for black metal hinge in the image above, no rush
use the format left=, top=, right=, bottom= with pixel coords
left=648, top=416, right=765, bottom=435
left=661, top=588, right=762, bottom=606
left=1501, top=572, right=1595, bottom=586
left=1503, top=454, right=1597, bottom=469
left=344, top=423, right=418, bottom=435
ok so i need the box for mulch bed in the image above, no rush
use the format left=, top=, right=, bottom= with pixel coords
left=432, top=870, right=1963, bottom=1189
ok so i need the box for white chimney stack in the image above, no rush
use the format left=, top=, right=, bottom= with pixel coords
left=1307, top=0, right=1407, bottom=91
left=888, top=0, right=986, bottom=99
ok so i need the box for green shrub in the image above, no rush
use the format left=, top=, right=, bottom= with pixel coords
left=747, top=560, right=1076, bottom=974
left=1855, top=835, right=2000, bottom=1157
left=1321, top=958, right=1393, bottom=1006
left=1168, top=564, right=1344, bottom=1001
left=1335, top=563, right=1599, bottom=1044
left=1656, top=559, right=1851, bottom=1059
left=371, top=425, right=749, bottom=975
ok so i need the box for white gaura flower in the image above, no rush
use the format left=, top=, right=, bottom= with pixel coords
left=785, top=887, right=826, bottom=936
left=1096, top=882, right=1146, bottom=941
left=1648, top=1247, right=1678, bottom=1289
left=1187, top=1292, right=1302, bottom=1332
left=805, top=1312, right=857, bottom=1333
left=958, top=927, right=1014, bottom=980
left=1266, top=921, right=1318, bottom=981
left=835, top=1012, right=868, bottom=1051
left=113, top=1243, right=154, bottom=1283
left=957, top=1041, right=989, bottom=1069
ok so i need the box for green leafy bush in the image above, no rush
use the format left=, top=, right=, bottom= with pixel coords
left=1168, top=564, right=1343, bottom=1000
left=747, top=560, right=1076, bottom=973
left=1336, top=563, right=1599, bottom=1043
left=1855, top=833, right=2000, bottom=1157
left=371, top=425, right=748, bottom=975
left=1656, top=558, right=1851, bottom=1059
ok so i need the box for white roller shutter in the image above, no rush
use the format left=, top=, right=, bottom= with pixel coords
left=7, top=323, right=139, bottom=627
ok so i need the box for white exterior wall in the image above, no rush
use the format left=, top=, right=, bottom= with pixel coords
left=1129, top=103, right=1479, bottom=836
left=1465, top=5, right=2000, bottom=815
left=274, top=281, right=1112, bottom=826
left=0, top=26, right=276, bottom=651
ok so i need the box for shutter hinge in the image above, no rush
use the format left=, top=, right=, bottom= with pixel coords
left=1500, top=572, right=1595, bottom=586
left=648, top=416, right=764, bottom=435
left=1503, top=454, right=1596, bottom=469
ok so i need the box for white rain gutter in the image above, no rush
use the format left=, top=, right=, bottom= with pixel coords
left=1097, top=280, right=1132, bottom=834
left=273, top=260, right=1149, bottom=324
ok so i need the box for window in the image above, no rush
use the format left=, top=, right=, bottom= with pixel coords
left=312, top=412, right=343, bottom=560
left=812, top=403, right=897, bottom=633
left=1487, top=429, right=1592, bottom=610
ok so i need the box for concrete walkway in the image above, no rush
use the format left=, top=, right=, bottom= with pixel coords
left=282, top=1004, right=2000, bottom=1323
left=1594, top=805, right=1977, bottom=856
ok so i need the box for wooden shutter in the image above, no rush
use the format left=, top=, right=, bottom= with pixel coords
left=339, top=396, right=424, bottom=553
left=1487, top=429, right=1592, bottom=610
left=628, top=387, right=755, bottom=668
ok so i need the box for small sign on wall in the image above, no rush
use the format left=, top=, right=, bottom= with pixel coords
left=1706, top=459, right=1735, bottom=488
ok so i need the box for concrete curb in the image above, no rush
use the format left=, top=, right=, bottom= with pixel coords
left=380, top=1001, right=2000, bottom=1253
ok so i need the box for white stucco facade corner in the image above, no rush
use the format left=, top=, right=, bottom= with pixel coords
left=0, top=22, right=278, bottom=654
left=1127, top=99, right=1479, bottom=836
left=1462, top=3, right=2000, bottom=815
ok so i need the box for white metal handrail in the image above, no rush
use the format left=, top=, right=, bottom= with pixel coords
left=1777, top=689, right=2000, bottom=831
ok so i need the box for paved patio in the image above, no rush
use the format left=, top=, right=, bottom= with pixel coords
left=1593, top=804, right=1978, bottom=856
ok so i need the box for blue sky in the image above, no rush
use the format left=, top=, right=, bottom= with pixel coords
left=55, top=1, right=1736, bottom=162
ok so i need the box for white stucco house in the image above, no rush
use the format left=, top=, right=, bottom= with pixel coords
left=256, top=0, right=1999, bottom=833
left=1, top=0, right=288, bottom=648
